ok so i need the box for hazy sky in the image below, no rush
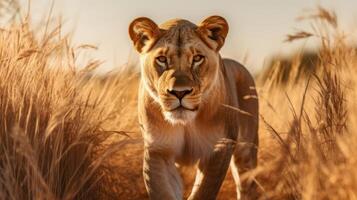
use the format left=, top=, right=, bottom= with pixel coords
left=21, top=0, right=357, bottom=73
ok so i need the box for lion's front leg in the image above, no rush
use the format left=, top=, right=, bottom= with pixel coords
left=143, top=148, right=183, bottom=200
left=231, top=142, right=258, bottom=200
left=188, top=138, right=236, bottom=200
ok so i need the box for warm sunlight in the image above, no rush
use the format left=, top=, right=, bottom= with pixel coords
left=1, top=1, right=357, bottom=200
left=19, top=0, right=357, bottom=73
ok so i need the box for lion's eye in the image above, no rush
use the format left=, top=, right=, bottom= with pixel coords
left=192, top=55, right=204, bottom=66
left=156, top=56, right=168, bottom=67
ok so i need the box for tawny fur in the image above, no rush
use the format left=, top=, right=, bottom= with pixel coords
left=129, top=16, right=258, bottom=200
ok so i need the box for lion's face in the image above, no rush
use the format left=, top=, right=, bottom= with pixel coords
left=129, top=16, right=229, bottom=124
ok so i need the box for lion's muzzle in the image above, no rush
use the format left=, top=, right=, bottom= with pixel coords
left=159, top=71, right=201, bottom=123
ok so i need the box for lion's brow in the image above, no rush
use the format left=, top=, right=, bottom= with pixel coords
left=176, top=27, right=183, bottom=57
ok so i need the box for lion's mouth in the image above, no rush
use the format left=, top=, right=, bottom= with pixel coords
left=168, top=105, right=198, bottom=112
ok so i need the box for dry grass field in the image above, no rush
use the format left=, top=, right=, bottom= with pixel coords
left=0, top=4, right=357, bottom=200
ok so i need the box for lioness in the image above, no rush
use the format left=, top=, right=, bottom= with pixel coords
left=128, top=16, right=259, bottom=200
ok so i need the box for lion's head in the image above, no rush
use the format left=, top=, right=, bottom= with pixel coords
left=129, top=16, right=229, bottom=124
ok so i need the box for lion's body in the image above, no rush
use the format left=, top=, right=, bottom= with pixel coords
left=130, top=16, right=258, bottom=200
left=139, top=58, right=258, bottom=163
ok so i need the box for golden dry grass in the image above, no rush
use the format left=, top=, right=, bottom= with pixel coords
left=1, top=5, right=357, bottom=200
left=0, top=14, right=140, bottom=199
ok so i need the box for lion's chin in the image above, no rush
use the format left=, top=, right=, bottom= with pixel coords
left=163, top=108, right=197, bottom=125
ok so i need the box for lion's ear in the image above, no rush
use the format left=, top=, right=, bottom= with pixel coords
left=197, top=16, right=229, bottom=51
left=129, top=17, right=161, bottom=53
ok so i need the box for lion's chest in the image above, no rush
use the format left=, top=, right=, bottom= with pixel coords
left=145, top=124, right=225, bottom=165
left=179, top=125, right=225, bottom=165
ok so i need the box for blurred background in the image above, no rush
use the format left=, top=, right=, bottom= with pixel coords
left=1, top=1, right=357, bottom=200
left=16, top=0, right=357, bottom=73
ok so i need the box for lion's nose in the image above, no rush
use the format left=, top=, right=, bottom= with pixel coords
left=168, top=88, right=193, bottom=100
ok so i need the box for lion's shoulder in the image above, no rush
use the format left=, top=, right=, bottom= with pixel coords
left=222, top=58, right=255, bottom=87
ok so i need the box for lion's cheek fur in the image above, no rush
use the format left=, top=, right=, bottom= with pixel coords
left=197, top=56, right=220, bottom=94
